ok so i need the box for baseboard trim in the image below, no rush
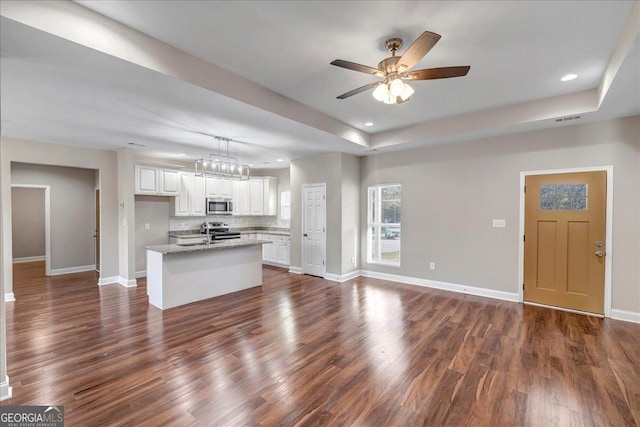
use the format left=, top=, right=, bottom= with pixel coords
left=288, top=266, right=302, bottom=274
left=323, top=270, right=360, bottom=283
left=98, top=276, right=119, bottom=286
left=50, top=264, right=96, bottom=276
left=5, top=292, right=15, bottom=302
left=610, top=309, right=640, bottom=324
left=135, top=270, right=147, bottom=279
left=359, top=270, right=520, bottom=303
left=118, top=277, right=137, bottom=288
left=0, top=376, right=12, bottom=401
left=262, top=261, right=290, bottom=269
left=13, top=256, right=45, bottom=263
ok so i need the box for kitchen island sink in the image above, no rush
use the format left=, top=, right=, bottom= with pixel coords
left=145, top=239, right=268, bottom=310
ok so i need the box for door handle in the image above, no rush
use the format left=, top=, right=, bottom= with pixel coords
left=595, top=251, right=605, bottom=257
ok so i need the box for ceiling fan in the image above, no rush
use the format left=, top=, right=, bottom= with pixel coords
left=330, top=31, right=470, bottom=104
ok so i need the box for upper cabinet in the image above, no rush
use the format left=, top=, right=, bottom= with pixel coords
left=205, top=177, right=233, bottom=199
left=173, top=172, right=206, bottom=217
left=233, top=180, right=251, bottom=216
left=234, top=177, right=277, bottom=216
left=135, top=164, right=180, bottom=196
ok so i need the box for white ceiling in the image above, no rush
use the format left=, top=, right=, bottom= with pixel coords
left=1, top=1, right=638, bottom=166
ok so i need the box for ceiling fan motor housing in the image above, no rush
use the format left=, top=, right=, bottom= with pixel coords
left=378, top=57, right=401, bottom=75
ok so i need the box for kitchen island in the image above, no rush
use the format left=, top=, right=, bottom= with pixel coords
left=146, top=239, right=268, bottom=310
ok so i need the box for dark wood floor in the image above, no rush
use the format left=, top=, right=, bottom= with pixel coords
left=4, top=261, right=639, bottom=426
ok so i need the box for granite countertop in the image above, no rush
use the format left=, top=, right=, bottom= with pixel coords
left=146, top=239, right=269, bottom=255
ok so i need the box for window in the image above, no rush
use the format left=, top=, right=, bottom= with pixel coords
left=280, top=190, right=291, bottom=220
left=368, top=184, right=401, bottom=266
left=540, top=183, right=587, bottom=211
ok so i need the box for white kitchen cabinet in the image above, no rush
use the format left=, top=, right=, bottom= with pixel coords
left=173, top=172, right=206, bottom=216
left=232, top=177, right=277, bottom=216
left=135, top=164, right=181, bottom=196
left=233, top=180, right=251, bottom=216
left=159, top=169, right=180, bottom=195
left=191, top=174, right=206, bottom=215
left=260, top=234, right=290, bottom=266
left=136, top=165, right=158, bottom=194
left=277, top=240, right=290, bottom=265
left=205, top=177, right=233, bottom=199
left=250, top=179, right=265, bottom=215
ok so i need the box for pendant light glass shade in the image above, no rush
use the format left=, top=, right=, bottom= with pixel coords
left=372, top=84, right=387, bottom=101
left=389, top=78, right=405, bottom=96
left=400, top=83, right=414, bottom=101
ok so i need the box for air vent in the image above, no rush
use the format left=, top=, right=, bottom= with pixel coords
left=127, top=142, right=147, bottom=147
left=554, top=115, right=581, bottom=123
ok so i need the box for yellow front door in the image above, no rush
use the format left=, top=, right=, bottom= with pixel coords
left=524, top=171, right=606, bottom=314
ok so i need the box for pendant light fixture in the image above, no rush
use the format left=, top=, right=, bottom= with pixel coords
left=195, top=137, right=250, bottom=180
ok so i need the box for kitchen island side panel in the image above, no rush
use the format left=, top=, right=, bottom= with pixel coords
left=147, top=249, right=164, bottom=308
left=148, top=245, right=262, bottom=310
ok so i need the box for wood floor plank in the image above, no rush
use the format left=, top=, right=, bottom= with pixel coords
left=4, top=261, right=640, bottom=426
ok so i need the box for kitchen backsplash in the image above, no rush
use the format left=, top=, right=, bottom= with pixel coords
left=169, top=215, right=289, bottom=231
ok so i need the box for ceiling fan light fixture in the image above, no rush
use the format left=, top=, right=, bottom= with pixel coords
left=389, top=78, right=405, bottom=97
left=400, top=83, right=415, bottom=101
left=372, top=84, right=387, bottom=101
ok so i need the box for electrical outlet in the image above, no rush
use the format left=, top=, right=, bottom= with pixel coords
left=493, top=219, right=506, bottom=228
left=145, top=223, right=150, bottom=230
left=429, top=262, right=435, bottom=270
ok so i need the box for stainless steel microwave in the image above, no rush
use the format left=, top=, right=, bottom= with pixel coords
left=206, top=199, right=233, bottom=215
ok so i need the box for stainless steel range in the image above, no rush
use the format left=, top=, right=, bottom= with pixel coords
left=200, top=222, right=241, bottom=241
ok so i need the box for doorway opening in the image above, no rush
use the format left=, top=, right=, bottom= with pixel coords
left=302, top=183, right=326, bottom=277
left=10, top=184, right=51, bottom=277
left=518, top=166, right=613, bottom=317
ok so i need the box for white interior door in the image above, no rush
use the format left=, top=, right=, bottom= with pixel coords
left=302, top=184, right=326, bottom=277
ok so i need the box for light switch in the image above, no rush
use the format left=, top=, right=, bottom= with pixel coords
left=493, top=219, right=506, bottom=228
left=145, top=223, right=150, bottom=230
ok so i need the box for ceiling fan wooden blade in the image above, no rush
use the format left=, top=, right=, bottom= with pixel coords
left=405, top=66, right=471, bottom=80
left=336, top=82, right=381, bottom=99
left=330, top=59, right=383, bottom=76
left=397, top=31, right=441, bottom=72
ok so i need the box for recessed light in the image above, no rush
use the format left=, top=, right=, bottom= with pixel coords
left=276, top=158, right=284, bottom=162
left=560, top=74, right=578, bottom=82
left=177, top=153, right=186, bottom=157
left=248, top=164, right=254, bottom=167
left=364, top=122, right=374, bottom=127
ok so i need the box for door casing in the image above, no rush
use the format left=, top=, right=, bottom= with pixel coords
left=518, top=166, right=613, bottom=317
left=11, top=184, right=51, bottom=276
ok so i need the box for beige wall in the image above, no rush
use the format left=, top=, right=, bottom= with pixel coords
left=1, top=137, right=119, bottom=293
left=135, top=195, right=170, bottom=273
left=0, top=133, right=7, bottom=399
left=360, top=116, right=640, bottom=314
left=290, top=153, right=360, bottom=276
left=290, top=153, right=342, bottom=274
left=11, top=163, right=95, bottom=269
left=117, top=148, right=136, bottom=284
left=11, top=187, right=45, bottom=259
left=341, top=154, right=360, bottom=274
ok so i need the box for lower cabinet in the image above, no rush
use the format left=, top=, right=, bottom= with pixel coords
left=258, top=234, right=290, bottom=266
